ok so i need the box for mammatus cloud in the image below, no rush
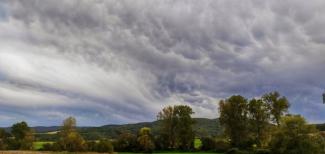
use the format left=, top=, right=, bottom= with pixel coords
left=0, top=0, right=325, bottom=126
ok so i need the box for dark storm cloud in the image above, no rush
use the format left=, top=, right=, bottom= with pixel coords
left=0, top=0, right=325, bottom=126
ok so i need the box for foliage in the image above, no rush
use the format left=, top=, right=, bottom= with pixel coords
left=9, top=121, right=34, bottom=150
left=0, top=128, right=9, bottom=150
left=262, top=91, right=290, bottom=126
left=57, top=117, right=87, bottom=152
left=174, top=105, right=195, bottom=150
left=157, top=105, right=195, bottom=150
left=137, top=127, right=155, bottom=153
left=94, top=139, right=114, bottom=153
left=219, top=95, right=249, bottom=147
left=270, top=115, right=325, bottom=154
left=248, top=99, right=271, bottom=147
left=113, top=131, right=137, bottom=152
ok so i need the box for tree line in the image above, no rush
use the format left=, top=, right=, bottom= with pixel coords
left=0, top=91, right=324, bottom=154
left=218, top=91, right=325, bottom=154
left=0, top=105, right=196, bottom=153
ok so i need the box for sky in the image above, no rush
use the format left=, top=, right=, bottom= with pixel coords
left=0, top=0, right=325, bottom=126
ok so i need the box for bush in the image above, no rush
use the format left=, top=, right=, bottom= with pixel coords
left=86, top=141, right=97, bottom=151
left=95, top=139, right=114, bottom=153
left=270, top=115, right=325, bottom=154
left=113, top=132, right=137, bottom=152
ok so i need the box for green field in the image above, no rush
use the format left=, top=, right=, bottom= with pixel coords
left=33, top=141, right=54, bottom=150
left=194, top=138, right=202, bottom=149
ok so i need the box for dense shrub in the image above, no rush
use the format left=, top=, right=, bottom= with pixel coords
left=270, top=115, right=325, bottom=154
left=95, top=139, right=114, bottom=153
left=0, top=129, right=9, bottom=150
left=113, top=132, right=137, bottom=152
left=137, top=127, right=155, bottom=153
left=86, top=141, right=97, bottom=151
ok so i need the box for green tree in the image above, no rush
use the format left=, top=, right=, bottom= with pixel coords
left=270, top=115, right=325, bottom=154
left=157, top=106, right=176, bottom=149
left=174, top=105, right=195, bottom=150
left=157, top=105, right=195, bottom=150
left=248, top=98, right=271, bottom=147
left=95, top=139, right=114, bottom=153
left=113, top=131, right=137, bottom=152
left=0, top=128, right=8, bottom=150
left=58, top=117, right=86, bottom=152
left=137, top=127, right=155, bottom=153
left=10, top=121, right=34, bottom=150
left=219, top=95, right=249, bottom=147
left=262, top=91, right=290, bottom=126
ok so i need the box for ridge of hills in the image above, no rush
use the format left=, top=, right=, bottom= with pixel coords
left=32, top=118, right=221, bottom=141
left=2, top=118, right=324, bottom=141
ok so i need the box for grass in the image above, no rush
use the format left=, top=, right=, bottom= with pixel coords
left=33, top=141, right=54, bottom=150
left=194, top=138, right=202, bottom=149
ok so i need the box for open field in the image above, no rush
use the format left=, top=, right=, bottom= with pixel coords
left=33, top=142, right=54, bottom=150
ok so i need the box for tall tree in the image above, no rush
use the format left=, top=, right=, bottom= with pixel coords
left=137, top=127, right=155, bottom=153
left=114, top=131, right=137, bottom=152
left=219, top=95, right=249, bottom=147
left=10, top=121, right=34, bottom=150
left=58, top=117, right=86, bottom=152
left=262, top=91, right=290, bottom=126
left=157, top=106, right=177, bottom=149
left=248, top=98, right=271, bottom=147
left=157, top=105, right=195, bottom=150
left=174, top=105, right=195, bottom=150
left=0, top=128, right=8, bottom=150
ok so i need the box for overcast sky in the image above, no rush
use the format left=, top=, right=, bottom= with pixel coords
left=0, top=0, right=325, bottom=126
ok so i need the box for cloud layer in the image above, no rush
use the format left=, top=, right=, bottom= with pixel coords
left=0, top=0, right=325, bottom=126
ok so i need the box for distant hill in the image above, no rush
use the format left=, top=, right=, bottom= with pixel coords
left=316, top=123, right=325, bottom=131
left=29, top=118, right=222, bottom=141
left=3, top=119, right=324, bottom=141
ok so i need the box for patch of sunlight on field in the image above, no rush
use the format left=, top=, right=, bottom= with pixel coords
left=194, top=138, right=202, bottom=149
left=33, top=141, right=54, bottom=150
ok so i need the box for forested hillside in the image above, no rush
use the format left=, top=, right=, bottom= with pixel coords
left=26, top=118, right=221, bottom=141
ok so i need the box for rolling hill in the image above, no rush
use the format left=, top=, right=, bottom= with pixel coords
left=32, top=118, right=222, bottom=141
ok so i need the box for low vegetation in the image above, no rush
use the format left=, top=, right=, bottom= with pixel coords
left=0, top=91, right=324, bottom=154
